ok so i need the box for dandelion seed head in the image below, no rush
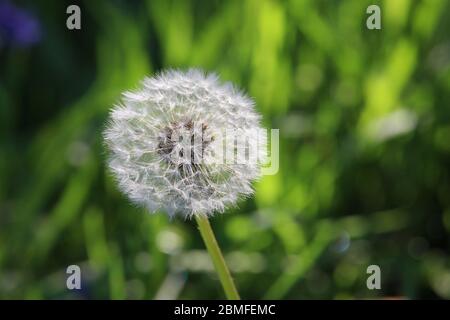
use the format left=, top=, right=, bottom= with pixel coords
left=104, top=69, right=266, bottom=218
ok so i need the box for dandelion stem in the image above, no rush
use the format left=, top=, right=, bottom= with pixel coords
left=195, top=215, right=240, bottom=300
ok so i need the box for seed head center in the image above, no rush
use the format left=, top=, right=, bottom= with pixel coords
left=157, top=119, right=213, bottom=167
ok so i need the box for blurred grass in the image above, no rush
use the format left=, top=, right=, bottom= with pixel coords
left=0, top=0, right=450, bottom=299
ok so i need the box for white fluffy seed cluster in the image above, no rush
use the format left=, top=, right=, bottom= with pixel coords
left=104, top=69, right=265, bottom=218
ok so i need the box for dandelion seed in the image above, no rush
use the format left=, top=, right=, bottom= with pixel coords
left=104, top=69, right=266, bottom=219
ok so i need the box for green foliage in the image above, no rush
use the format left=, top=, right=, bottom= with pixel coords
left=1, top=0, right=450, bottom=299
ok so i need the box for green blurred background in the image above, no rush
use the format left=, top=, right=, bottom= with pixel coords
left=1, top=0, right=450, bottom=299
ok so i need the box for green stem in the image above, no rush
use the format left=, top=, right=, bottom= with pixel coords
left=195, top=215, right=240, bottom=300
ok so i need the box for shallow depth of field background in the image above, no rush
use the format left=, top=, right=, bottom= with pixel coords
left=1, top=0, right=450, bottom=299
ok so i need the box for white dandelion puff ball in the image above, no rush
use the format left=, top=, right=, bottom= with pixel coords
left=104, top=69, right=266, bottom=218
